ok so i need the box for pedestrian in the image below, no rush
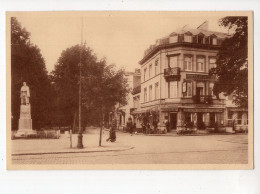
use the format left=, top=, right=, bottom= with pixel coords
left=127, top=117, right=133, bottom=136
left=163, top=116, right=169, bottom=133
left=106, top=118, right=117, bottom=142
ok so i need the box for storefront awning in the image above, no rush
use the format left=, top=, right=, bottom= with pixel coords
left=227, top=107, right=248, bottom=112
left=183, top=108, right=223, bottom=113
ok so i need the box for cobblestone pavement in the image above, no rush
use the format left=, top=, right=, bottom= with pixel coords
left=12, top=131, right=248, bottom=164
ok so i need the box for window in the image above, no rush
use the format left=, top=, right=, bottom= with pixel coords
left=237, top=112, right=242, bottom=125
left=185, top=112, right=192, bottom=123
left=184, top=35, right=192, bottom=42
left=169, top=35, right=178, bottom=43
left=169, top=56, right=178, bottom=68
left=144, top=68, right=147, bottom=81
left=187, top=82, right=192, bottom=97
left=144, top=87, right=147, bottom=102
left=243, top=113, right=248, bottom=125
left=197, top=82, right=205, bottom=95
left=184, top=56, right=192, bottom=71
left=169, top=81, right=178, bottom=98
left=149, top=85, right=153, bottom=101
left=155, top=60, right=159, bottom=75
left=209, top=58, right=216, bottom=70
left=209, top=82, right=214, bottom=96
left=155, top=82, right=159, bottom=100
left=212, top=38, right=217, bottom=45
left=228, top=111, right=233, bottom=120
left=197, top=57, right=205, bottom=72
left=198, top=35, right=204, bottom=44
left=149, top=64, right=152, bottom=78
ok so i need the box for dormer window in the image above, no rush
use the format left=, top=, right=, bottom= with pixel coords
left=210, top=34, right=218, bottom=45
left=184, top=32, right=192, bottom=42
left=197, top=33, right=205, bottom=44
left=169, top=35, right=178, bottom=43
left=212, top=38, right=217, bottom=45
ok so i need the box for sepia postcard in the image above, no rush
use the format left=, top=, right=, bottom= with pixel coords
left=6, top=11, right=253, bottom=170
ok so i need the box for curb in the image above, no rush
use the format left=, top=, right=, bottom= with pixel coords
left=12, top=146, right=135, bottom=156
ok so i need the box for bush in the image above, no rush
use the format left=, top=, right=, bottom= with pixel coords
left=197, top=121, right=206, bottom=129
left=185, top=121, right=194, bottom=129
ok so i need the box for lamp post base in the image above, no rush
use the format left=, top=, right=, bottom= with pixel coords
left=77, top=133, right=84, bottom=149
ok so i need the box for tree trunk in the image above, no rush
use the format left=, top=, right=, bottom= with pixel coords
left=72, top=110, right=77, bottom=133
left=99, top=107, right=105, bottom=146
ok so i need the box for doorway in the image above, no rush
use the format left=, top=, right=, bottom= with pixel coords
left=197, top=113, right=203, bottom=129
left=210, top=113, right=215, bottom=126
left=196, top=87, right=203, bottom=102
left=170, top=113, right=177, bottom=130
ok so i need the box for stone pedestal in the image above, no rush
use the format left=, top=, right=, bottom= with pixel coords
left=15, top=104, right=36, bottom=137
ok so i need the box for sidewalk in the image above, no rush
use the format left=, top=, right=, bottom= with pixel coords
left=12, top=129, right=134, bottom=156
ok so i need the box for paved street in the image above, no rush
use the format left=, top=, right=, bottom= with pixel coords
left=11, top=129, right=248, bottom=165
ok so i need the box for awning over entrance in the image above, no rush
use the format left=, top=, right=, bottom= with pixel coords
left=183, top=108, right=223, bottom=113
left=131, top=107, right=159, bottom=114
left=161, top=107, right=178, bottom=112
left=227, top=107, right=248, bottom=112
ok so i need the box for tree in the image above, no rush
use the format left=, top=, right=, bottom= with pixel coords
left=11, top=17, right=53, bottom=130
left=210, top=16, right=248, bottom=107
left=51, top=44, right=129, bottom=129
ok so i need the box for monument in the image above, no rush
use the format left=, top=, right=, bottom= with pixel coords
left=15, top=82, right=36, bottom=137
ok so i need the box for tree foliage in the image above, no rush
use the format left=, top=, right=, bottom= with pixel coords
left=51, top=45, right=129, bottom=127
left=210, top=16, right=248, bottom=107
left=11, top=17, right=53, bottom=130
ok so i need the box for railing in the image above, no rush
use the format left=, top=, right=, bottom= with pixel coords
left=164, top=67, right=181, bottom=81
left=193, top=95, right=213, bottom=104
left=132, top=85, right=141, bottom=95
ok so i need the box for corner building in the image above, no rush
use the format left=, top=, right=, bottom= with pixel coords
left=135, top=22, right=231, bottom=131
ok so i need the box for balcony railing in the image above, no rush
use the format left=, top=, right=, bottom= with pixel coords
left=164, top=67, right=181, bottom=81
left=193, top=95, right=213, bottom=104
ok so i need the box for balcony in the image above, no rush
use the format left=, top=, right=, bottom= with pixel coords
left=164, top=67, right=181, bottom=81
left=193, top=95, right=213, bottom=104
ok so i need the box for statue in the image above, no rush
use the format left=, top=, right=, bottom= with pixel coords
left=15, top=82, right=36, bottom=137
left=20, top=82, right=30, bottom=105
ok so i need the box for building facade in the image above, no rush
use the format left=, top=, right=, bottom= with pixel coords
left=117, top=69, right=141, bottom=129
left=132, top=22, right=248, bottom=132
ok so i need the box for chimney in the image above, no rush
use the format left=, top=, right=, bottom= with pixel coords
left=197, top=21, right=209, bottom=31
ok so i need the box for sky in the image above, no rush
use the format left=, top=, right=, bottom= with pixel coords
left=15, top=12, right=229, bottom=73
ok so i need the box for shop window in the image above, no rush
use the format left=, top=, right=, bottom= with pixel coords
left=185, top=113, right=192, bottom=123
left=237, top=112, right=242, bottom=125
left=184, top=56, right=192, bottom=71
left=197, top=57, right=205, bottom=72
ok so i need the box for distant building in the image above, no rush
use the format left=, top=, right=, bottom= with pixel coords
left=131, top=21, right=248, bottom=132
left=117, top=69, right=141, bottom=129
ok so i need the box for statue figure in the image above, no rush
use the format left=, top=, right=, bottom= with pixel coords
left=20, top=82, right=30, bottom=105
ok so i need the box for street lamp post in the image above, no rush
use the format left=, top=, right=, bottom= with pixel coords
left=77, top=18, right=84, bottom=149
